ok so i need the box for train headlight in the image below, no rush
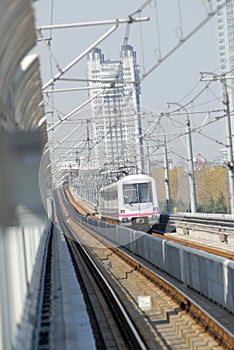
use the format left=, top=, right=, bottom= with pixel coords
left=120, top=209, right=125, bottom=213
left=153, top=207, right=158, bottom=212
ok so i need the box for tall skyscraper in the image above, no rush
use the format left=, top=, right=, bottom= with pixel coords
left=86, top=45, right=144, bottom=173
left=216, top=0, right=234, bottom=110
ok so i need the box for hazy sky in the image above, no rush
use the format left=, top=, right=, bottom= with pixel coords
left=34, top=0, right=227, bottom=164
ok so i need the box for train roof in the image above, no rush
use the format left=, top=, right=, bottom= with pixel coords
left=118, top=174, right=153, bottom=184
left=100, top=174, right=154, bottom=191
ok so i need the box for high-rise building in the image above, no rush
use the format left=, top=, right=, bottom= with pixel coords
left=86, top=45, right=144, bottom=172
left=215, top=0, right=234, bottom=110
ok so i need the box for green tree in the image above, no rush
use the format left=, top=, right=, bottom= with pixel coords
left=213, top=193, right=227, bottom=214
left=207, top=196, right=215, bottom=213
left=195, top=164, right=229, bottom=213
left=152, top=163, right=229, bottom=214
left=152, top=166, right=190, bottom=212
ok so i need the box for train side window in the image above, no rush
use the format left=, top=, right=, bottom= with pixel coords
left=109, top=189, right=118, bottom=201
left=138, top=183, right=152, bottom=203
left=123, top=184, right=137, bottom=204
left=102, top=188, right=117, bottom=201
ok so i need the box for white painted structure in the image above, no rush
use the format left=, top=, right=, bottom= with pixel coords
left=86, top=46, right=144, bottom=171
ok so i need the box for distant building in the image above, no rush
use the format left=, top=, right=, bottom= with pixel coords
left=219, top=147, right=234, bottom=163
left=215, top=0, right=234, bottom=111
left=220, top=148, right=228, bottom=163
left=86, top=45, right=144, bottom=172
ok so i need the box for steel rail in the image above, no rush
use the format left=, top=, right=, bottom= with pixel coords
left=65, top=187, right=234, bottom=259
left=56, top=192, right=148, bottom=350
left=110, top=246, right=234, bottom=349
left=162, top=212, right=234, bottom=225
left=32, top=224, right=53, bottom=350
left=152, top=231, right=234, bottom=260
left=60, top=188, right=234, bottom=349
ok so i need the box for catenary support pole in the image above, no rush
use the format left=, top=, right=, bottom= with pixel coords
left=168, top=102, right=197, bottom=213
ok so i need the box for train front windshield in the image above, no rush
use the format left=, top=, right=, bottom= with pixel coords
left=123, top=183, right=152, bottom=204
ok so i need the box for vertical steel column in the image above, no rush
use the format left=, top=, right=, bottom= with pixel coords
left=222, top=77, right=234, bottom=214
left=168, top=102, right=196, bottom=213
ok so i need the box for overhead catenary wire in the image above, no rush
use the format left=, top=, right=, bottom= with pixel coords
left=43, top=21, right=120, bottom=90
left=42, top=8, right=150, bottom=156
left=40, top=3, right=148, bottom=176
left=49, top=0, right=55, bottom=124
left=38, top=0, right=233, bottom=181
left=176, top=0, right=184, bottom=40
left=140, top=0, right=233, bottom=82
left=153, top=0, right=162, bottom=61
left=141, top=102, right=229, bottom=160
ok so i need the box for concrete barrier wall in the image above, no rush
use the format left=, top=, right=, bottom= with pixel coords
left=82, top=217, right=234, bottom=314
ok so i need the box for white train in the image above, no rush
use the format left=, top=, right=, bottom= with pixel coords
left=98, top=174, right=160, bottom=228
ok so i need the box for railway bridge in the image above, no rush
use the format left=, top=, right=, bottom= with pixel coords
left=1, top=2, right=234, bottom=350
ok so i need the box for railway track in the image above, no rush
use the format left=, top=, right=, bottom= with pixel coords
left=33, top=224, right=53, bottom=349
left=65, top=187, right=101, bottom=220
left=57, top=192, right=147, bottom=350
left=55, top=189, right=234, bottom=349
left=65, top=186, right=234, bottom=261
left=151, top=231, right=234, bottom=261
